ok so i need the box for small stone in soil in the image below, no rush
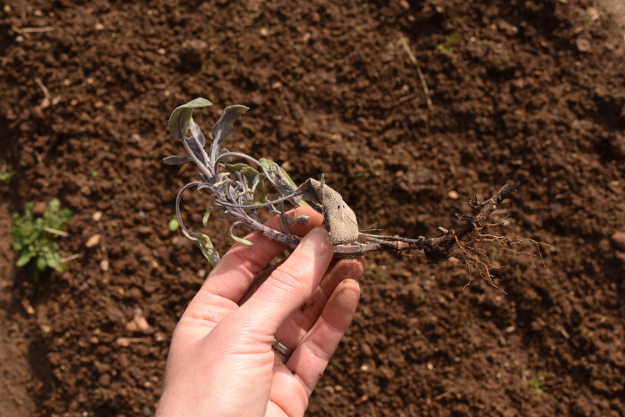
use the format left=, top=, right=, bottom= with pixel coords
left=610, top=231, right=625, bottom=251
left=100, top=259, right=109, bottom=271
left=576, top=38, right=591, bottom=52
left=85, top=234, right=101, bottom=248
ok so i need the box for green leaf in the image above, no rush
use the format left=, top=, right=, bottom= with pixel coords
left=168, top=217, right=180, bottom=232
left=168, top=98, right=213, bottom=141
left=46, top=251, right=61, bottom=269
left=16, top=250, right=33, bottom=267
left=36, top=256, right=47, bottom=271
left=259, top=158, right=306, bottom=206
left=230, top=234, right=254, bottom=246
left=225, top=163, right=251, bottom=173
left=45, top=198, right=61, bottom=215
left=189, top=232, right=220, bottom=266
left=59, top=208, right=73, bottom=223
left=163, top=155, right=192, bottom=165
left=225, top=163, right=265, bottom=189
left=211, top=105, right=249, bottom=147
left=202, top=208, right=212, bottom=227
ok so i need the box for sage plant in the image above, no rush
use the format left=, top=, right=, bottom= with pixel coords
left=165, top=98, right=516, bottom=269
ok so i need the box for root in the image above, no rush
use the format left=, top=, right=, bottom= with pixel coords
left=453, top=221, right=552, bottom=290
left=455, top=235, right=505, bottom=292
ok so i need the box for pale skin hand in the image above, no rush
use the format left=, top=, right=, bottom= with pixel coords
left=156, top=206, right=365, bottom=417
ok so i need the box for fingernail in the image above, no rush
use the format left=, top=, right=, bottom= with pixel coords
left=297, top=227, right=330, bottom=258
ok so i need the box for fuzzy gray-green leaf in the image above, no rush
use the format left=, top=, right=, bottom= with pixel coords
left=231, top=234, right=254, bottom=246
left=189, top=232, right=220, bottom=266
left=168, top=98, right=213, bottom=141
left=163, top=155, right=192, bottom=165
left=202, top=208, right=212, bottom=227
left=211, top=105, right=249, bottom=147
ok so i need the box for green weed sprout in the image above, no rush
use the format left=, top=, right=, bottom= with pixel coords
left=11, top=199, right=73, bottom=282
left=0, top=164, right=15, bottom=184
left=528, top=372, right=547, bottom=396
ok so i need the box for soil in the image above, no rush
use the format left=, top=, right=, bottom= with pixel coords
left=1, top=0, right=625, bottom=416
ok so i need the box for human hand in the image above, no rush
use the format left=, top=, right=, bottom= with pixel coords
left=156, top=206, right=365, bottom=417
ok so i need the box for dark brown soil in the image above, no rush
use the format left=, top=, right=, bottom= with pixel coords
left=1, top=0, right=625, bottom=416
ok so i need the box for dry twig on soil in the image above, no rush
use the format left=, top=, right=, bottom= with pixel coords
left=400, top=36, right=433, bottom=111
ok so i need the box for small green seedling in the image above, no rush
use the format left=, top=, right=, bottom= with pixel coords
left=11, top=199, right=73, bottom=282
left=163, top=98, right=516, bottom=278
left=168, top=216, right=180, bottom=232
left=528, top=372, right=547, bottom=396
left=436, top=32, right=460, bottom=65
left=0, top=164, right=15, bottom=184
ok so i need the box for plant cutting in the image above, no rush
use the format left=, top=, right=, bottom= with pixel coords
left=164, top=98, right=520, bottom=284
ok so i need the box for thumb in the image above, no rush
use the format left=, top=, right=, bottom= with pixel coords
left=233, top=227, right=334, bottom=337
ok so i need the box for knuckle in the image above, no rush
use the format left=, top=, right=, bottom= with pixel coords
left=270, top=262, right=308, bottom=294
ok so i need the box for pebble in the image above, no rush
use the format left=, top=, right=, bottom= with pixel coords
left=116, top=337, right=130, bottom=347
left=354, top=394, right=369, bottom=405
left=85, top=234, right=101, bottom=248
left=95, top=23, right=105, bottom=31
left=447, top=190, right=459, bottom=199
left=610, top=231, right=625, bottom=251
left=360, top=342, right=373, bottom=357
left=21, top=298, right=35, bottom=315
left=126, top=311, right=151, bottom=333
left=576, top=38, right=591, bottom=52
left=92, top=211, right=103, bottom=222
left=137, top=226, right=152, bottom=234
left=33, top=201, right=47, bottom=215
left=187, top=39, right=207, bottom=49
left=142, top=406, right=152, bottom=417
left=100, top=259, right=109, bottom=272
